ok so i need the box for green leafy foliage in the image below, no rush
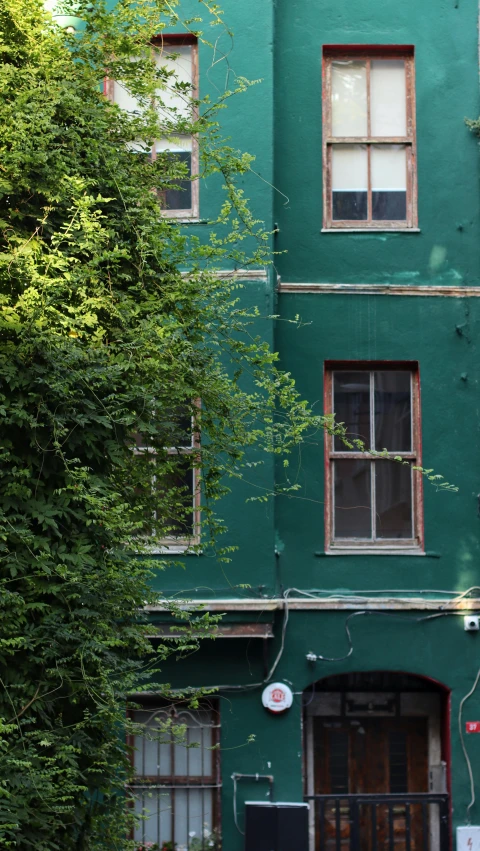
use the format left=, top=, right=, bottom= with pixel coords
left=0, top=0, right=338, bottom=846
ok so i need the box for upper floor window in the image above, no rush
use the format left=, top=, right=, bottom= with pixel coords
left=322, top=47, right=417, bottom=230
left=133, top=405, right=200, bottom=552
left=324, top=363, right=423, bottom=553
left=108, top=35, right=199, bottom=218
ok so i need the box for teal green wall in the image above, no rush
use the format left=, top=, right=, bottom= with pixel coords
left=159, top=612, right=480, bottom=851
left=275, top=293, right=480, bottom=593
left=103, top=0, right=480, bottom=848
left=274, top=0, right=480, bottom=285
left=154, top=277, right=278, bottom=599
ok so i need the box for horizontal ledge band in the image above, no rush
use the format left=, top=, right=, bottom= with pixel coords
left=278, top=282, right=480, bottom=297
left=145, top=597, right=480, bottom=612
left=181, top=268, right=268, bottom=281
left=320, top=228, right=421, bottom=233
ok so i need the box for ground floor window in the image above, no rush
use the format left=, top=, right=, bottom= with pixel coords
left=130, top=703, right=221, bottom=850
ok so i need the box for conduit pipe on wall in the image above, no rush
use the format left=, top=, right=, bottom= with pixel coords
left=232, top=773, right=275, bottom=836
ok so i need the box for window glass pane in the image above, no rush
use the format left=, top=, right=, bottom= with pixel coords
left=156, top=135, right=193, bottom=153
left=156, top=465, right=194, bottom=538
left=112, top=55, right=148, bottom=115
left=332, top=145, right=368, bottom=221
left=331, top=61, right=367, bottom=137
left=161, top=404, right=194, bottom=449
left=133, top=788, right=173, bottom=842
left=371, top=59, right=407, bottom=136
left=155, top=44, right=193, bottom=121
left=375, top=461, right=413, bottom=539
left=333, top=371, right=370, bottom=450
left=374, top=371, right=412, bottom=451
left=132, top=709, right=173, bottom=775
left=173, top=788, right=213, bottom=848
left=112, top=79, right=142, bottom=114
left=334, top=459, right=372, bottom=539
left=156, top=140, right=193, bottom=211
left=371, top=145, right=407, bottom=221
left=163, top=152, right=192, bottom=211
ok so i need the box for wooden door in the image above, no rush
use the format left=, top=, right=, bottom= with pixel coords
left=314, top=717, right=428, bottom=851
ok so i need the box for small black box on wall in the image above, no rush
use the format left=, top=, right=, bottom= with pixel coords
left=244, top=802, right=309, bottom=851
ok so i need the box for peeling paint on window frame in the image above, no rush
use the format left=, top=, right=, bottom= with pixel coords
left=322, top=46, right=418, bottom=231
left=324, top=360, right=425, bottom=554
left=105, top=33, right=200, bottom=220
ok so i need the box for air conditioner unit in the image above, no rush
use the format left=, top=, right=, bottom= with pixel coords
left=244, top=802, right=309, bottom=851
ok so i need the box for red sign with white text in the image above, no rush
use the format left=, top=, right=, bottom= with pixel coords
left=466, top=722, right=480, bottom=733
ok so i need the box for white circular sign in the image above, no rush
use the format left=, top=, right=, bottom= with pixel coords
left=262, top=682, right=293, bottom=714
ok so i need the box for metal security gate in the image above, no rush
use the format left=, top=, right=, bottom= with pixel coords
left=305, top=794, right=449, bottom=851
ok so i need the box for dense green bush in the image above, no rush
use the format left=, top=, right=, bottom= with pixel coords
left=0, top=0, right=333, bottom=846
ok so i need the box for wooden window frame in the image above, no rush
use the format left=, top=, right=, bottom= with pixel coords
left=127, top=701, right=221, bottom=847
left=133, top=402, right=201, bottom=553
left=324, top=361, right=424, bottom=554
left=105, top=33, right=199, bottom=220
left=322, top=45, right=417, bottom=230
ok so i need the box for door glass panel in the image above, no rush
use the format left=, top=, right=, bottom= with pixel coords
left=328, top=730, right=349, bottom=793
left=370, top=59, right=407, bottom=136
left=374, top=371, right=412, bottom=451
left=375, top=461, right=413, bottom=539
left=334, top=460, right=372, bottom=539
left=333, top=371, right=370, bottom=450
left=332, top=145, right=368, bottom=220
left=389, top=731, right=408, bottom=793
left=371, top=145, right=407, bottom=221
left=331, top=61, right=368, bottom=137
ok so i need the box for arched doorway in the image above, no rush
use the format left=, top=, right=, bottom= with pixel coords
left=303, top=672, right=450, bottom=851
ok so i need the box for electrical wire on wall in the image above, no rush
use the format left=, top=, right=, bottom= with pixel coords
left=458, top=666, right=480, bottom=823
left=198, top=589, right=290, bottom=693
left=305, top=609, right=473, bottom=663
left=172, top=586, right=480, bottom=693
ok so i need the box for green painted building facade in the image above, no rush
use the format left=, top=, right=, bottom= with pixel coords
left=132, top=0, right=480, bottom=849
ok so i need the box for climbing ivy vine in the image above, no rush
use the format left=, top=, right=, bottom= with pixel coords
left=0, top=0, right=339, bottom=846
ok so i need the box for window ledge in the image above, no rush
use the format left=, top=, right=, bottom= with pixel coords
left=146, top=545, right=202, bottom=555
left=321, top=228, right=421, bottom=234
left=323, top=547, right=425, bottom=557
left=166, top=217, right=209, bottom=225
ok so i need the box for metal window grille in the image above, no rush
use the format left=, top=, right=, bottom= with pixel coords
left=130, top=705, right=221, bottom=850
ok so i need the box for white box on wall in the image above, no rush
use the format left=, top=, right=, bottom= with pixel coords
left=457, top=826, right=480, bottom=851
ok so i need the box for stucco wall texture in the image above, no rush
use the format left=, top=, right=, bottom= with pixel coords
left=274, top=0, right=480, bottom=285
left=116, top=0, right=480, bottom=848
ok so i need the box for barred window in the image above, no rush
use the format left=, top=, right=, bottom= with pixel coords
left=130, top=705, right=221, bottom=850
